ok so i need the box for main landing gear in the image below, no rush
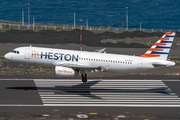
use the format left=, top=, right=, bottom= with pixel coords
left=81, top=73, right=87, bottom=83
left=24, top=65, right=29, bottom=75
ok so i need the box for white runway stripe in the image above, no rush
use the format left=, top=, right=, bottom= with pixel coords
left=39, top=92, right=177, bottom=95
left=34, top=79, right=180, bottom=107
left=34, top=79, right=163, bottom=82
left=42, top=101, right=180, bottom=103
left=43, top=104, right=180, bottom=107
left=42, top=99, right=180, bottom=102
left=41, top=97, right=180, bottom=100
left=40, top=95, right=178, bottom=98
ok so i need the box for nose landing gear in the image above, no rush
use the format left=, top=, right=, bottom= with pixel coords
left=24, top=65, right=29, bottom=75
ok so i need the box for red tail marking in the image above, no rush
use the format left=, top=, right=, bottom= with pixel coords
left=154, top=43, right=166, bottom=46
left=165, top=32, right=173, bottom=35
left=159, top=38, right=169, bottom=40
left=149, top=48, right=163, bottom=51
left=139, top=54, right=160, bottom=58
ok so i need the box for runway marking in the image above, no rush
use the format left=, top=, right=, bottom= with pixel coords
left=33, top=79, right=180, bottom=107
left=1, top=78, right=180, bottom=82
left=0, top=104, right=180, bottom=107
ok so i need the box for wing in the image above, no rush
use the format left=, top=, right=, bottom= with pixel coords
left=53, top=62, right=109, bottom=72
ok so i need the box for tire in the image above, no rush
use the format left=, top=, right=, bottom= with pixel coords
left=82, top=77, right=87, bottom=83
left=24, top=71, right=28, bottom=75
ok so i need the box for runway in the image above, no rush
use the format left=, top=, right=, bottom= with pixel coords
left=1, top=78, right=180, bottom=115
left=35, top=79, right=180, bottom=107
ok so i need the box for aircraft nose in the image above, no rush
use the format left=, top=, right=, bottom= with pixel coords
left=4, top=53, right=10, bottom=60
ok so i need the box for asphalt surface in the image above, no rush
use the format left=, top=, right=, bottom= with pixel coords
left=1, top=76, right=180, bottom=117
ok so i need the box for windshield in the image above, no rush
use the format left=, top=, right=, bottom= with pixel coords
left=11, top=50, right=19, bottom=54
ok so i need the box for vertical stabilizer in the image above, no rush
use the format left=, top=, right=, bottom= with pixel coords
left=139, top=32, right=176, bottom=60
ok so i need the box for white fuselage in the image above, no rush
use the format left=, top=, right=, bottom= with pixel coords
left=4, top=46, right=175, bottom=73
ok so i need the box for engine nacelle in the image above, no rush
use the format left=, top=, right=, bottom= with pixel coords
left=55, top=66, right=75, bottom=77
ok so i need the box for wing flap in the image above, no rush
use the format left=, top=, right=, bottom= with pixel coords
left=53, top=62, right=109, bottom=72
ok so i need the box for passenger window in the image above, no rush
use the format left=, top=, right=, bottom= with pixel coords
left=17, top=51, right=19, bottom=54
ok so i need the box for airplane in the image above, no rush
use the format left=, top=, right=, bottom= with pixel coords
left=4, top=32, right=176, bottom=83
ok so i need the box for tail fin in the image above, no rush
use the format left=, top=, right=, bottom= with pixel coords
left=139, top=32, right=176, bottom=60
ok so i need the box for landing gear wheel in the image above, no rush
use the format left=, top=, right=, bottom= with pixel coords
left=24, top=65, right=29, bottom=75
left=81, top=73, right=87, bottom=83
left=82, top=77, right=87, bottom=83
left=81, top=73, right=87, bottom=78
left=24, top=71, right=28, bottom=75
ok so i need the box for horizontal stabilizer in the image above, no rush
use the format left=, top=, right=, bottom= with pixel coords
left=94, top=48, right=106, bottom=53
left=152, top=62, right=167, bottom=67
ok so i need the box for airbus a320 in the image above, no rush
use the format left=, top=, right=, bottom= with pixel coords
left=4, top=32, right=176, bottom=83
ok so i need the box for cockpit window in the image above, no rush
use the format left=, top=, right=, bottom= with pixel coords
left=11, top=50, right=19, bottom=54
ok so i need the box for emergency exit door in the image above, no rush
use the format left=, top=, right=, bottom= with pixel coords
left=137, top=59, right=143, bottom=69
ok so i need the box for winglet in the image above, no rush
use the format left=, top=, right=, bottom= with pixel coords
left=139, top=32, right=176, bottom=60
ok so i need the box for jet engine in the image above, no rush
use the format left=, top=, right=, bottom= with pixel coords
left=55, top=66, right=75, bottom=77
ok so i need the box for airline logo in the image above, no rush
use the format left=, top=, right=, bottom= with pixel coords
left=139, top=32, right=175, bottom=59
left=58, top=70, right=73, bottom=73
left=31, top=51, right=79, bottom=62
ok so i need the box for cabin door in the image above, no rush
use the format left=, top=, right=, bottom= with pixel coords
left=24, top=49, right=30, bottom=59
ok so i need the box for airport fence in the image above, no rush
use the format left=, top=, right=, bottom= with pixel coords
left=0, top=20, right=174, bottom=33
